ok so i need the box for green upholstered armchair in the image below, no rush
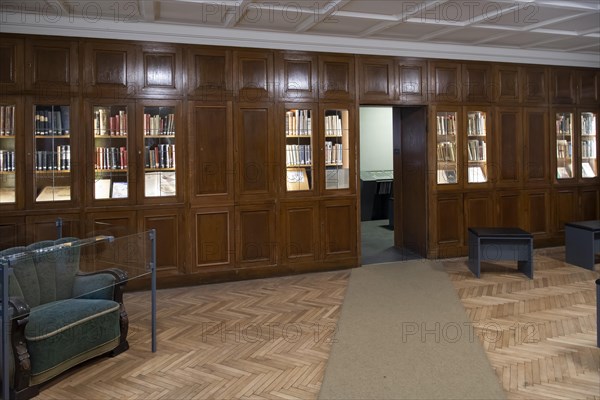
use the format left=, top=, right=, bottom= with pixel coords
left=0, top=237, right=129, bottom=400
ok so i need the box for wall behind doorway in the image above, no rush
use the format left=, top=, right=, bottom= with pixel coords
left=359, top=107, right=393, bottom=173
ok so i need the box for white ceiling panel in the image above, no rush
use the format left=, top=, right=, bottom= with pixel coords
left=483, top=31, right=560, bottom=47
left=308, top=15, right=382, bottom=35
left=541, top=13, right=600, bottom=33
left=374, top=22, right=450, bottom=39
left=485, top=4, right=585, bottom=29
left=535, top=36, right=600, bottom=51
left=431, top=27, right=515, bottom=44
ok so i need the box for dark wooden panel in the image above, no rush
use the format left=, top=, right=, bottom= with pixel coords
left=358, top=56, right=393, bottom=102
left=550, top=67, right=576, bottom=105
left=554, top=189, right=577, bottom=233
left=397, top=59, right=427, bottom=103
left=496, top=191, right=522, bottom=229
left=464, top=194, right=494, bottom=234
left=321, top=199, right=356, bottom=259
left=578, top=69, right=599, bottom=105
left=494, top=65, right=520, bottom=103
left=140, top=209, right=181, bottom=273
left=85, top=211, right=136, bottom=238
left=0, top=37, right=23, bottom=92
left=83, top=41, right=136, bottom=96
left=436, top=194, right=462, bottom=245
left=276, top=52, right=317, bottom=101
left=237, top=205, right=276, bottom=266
left=579, top=188, right=599, bottom=220
left=523, top=67, right=547, bottom=104
left=235, top=50, right=273, bottom=102
left=525, top=191, right=549, bottom=236
left=495, top=107, right=522, bottom=186
left=236, top=105, right=273, bottom=199
left=189, top=102, right=233, bottom=203
left=319, top=55, right=355, bottom=101
left=463, top=63, right=492, bottom=103
left=139, top=44, right=182, bottom=96
left=194, top=207, right=233, bottom=269
left=26, top=38, right=78, bottom=92
left=25, top=214, right=81, bottom=243
left=430, top=62, right=461, bottom=102
left=0, top=216, right=25, bottom=250
left=524, top=108, right=549, bottom=184
left=187, top=47, right=232, bottom=100
left=281, top=202, right=318, bottom=263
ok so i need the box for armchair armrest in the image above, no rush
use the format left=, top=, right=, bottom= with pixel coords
left=73, top=268, right=128, bottom=301
left=0, top=296, right=30, bottom=320
left=0, top=297, right=32, bottom=394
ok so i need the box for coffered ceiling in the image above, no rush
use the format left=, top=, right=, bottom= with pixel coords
left=1, top=0, right=599, bottom=67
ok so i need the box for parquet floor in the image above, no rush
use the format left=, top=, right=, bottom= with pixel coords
left=35, top=248, right=599, bottom=399
left=444, top=247, right=600, bottom=400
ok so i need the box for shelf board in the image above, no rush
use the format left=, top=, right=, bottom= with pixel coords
left=144, top=134, right=176, bottom=138
left=35, top=135, right=70, bottom=139
left=35, top=170, right=70, bottom=174
left=95, top=169, right=128, bottom=173
left=285, top=134, right=312, bottom=138
left=95, top=135, right=128, bottom=138
left=0, top=171, right=16, bottom=174
left=286, top=164, right=312, bottom=168
left=0, top=135, right=15, bottom=138
left=145, top=168, right=175, bottom=171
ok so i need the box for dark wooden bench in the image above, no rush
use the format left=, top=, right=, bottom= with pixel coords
left=468, top=227, right=533, bottom=279
left=565, top=220, right=600, bottom=270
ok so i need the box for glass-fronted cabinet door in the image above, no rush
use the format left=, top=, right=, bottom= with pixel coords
left=284, top=105, right=314, bottom=193
left=435, top=108, right=459, bottom=186
left=465, top=108, right=489, bottom=185
left=32, top=102, right=74, bottom=204
left=580, top=110, right=597, bottom=179
left=555, top=111, right=574, bottom=180
left=322, top=105, right=352, bottom=192
left=90, top=101, right=133, bottom=203
left=140, top=101, right=179, bottom=201
left=0, top=100, right=18, bottom=207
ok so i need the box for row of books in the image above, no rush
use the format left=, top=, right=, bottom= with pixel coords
left=581, top=113, right=597, bottom=135
left=436, top=114, right=456, bottom=136
left=0, top=105, right=15, bottom=136
left=582, top=162, right=597, bottom=178
left=325, top=141, right=343, bottom=165
left=95, top=146, right=128, bottom=170
left=325, top=115, right=344, bottom=136
left=286, top=144, right=312, bottom=166
left=144, top=113, right=175, bottom=136
left=94, top=109, right=127, bottom=136
left=35, top=108, right=70, bottom=135
left=556, top=139, right=572, bottom=159
left=556, top=114, right=572, bottom=135
left=467, top=112, right=486, bottom=136
left=581, top=139, right=597, bottom=158
left=437, top=141, right=456, bottom=162
left=0, top=150, right=15, bottom=171
left=145, top=144, right=175, bottom=169
left=467, top=139, right=487, bottom=161
left=437, top=169, right=457, bottom=184
left=285, top=110, right=312, bottom=136
left=35, top=146, right=71, bottom=170
left=468, top=166, right=487, bottom=183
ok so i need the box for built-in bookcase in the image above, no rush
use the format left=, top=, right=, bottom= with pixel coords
left=33, top=104, right=72, bottom=203
left=0, top=104, right=16, bottom=204
left=142, top=105, right=176, bottom=198
left=436, top=110, right=458, bottom=185
left=580, top=111, right=597, bottom=179
left=466, top=109, right=489, bottom=184
left=323, top=107, right=350, bottom=190
left=285, top=107, right=313, bottom=192
left=555, top=111, right=574, bottom=179
left=93, top=105, right=130, bottom=200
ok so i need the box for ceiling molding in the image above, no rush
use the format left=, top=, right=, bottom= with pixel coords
left=1, top=10, right=598, bottom=68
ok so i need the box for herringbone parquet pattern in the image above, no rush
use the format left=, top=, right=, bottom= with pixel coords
left=444, top=248, right=600, bottom=400
left=37, top=271, right=350, bottom=400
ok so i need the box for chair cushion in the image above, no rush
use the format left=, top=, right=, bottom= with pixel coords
left=25, top=299, right=121, bottom=377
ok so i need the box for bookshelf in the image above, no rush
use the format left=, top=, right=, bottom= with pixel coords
left=323, top=107, right=350, bottom=190
left=580, top=111, right=597, bottom=179
left=466, top=109, right=488, bottom=184
left=555, top=111, right=574, bottom=180
left=142, top=105, right=176, bottom=198
left=435, top=110, right=459, bottom=185
left=93, top=105, right=130, bottom=200
left=285, top=107, right=313, bottom=192
left=0, top=104, right=16, bottom=204
left=33, top=104, right=72, bottom=203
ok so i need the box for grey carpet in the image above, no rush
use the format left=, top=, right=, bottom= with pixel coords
left=319, top=260, right=506, bottom=400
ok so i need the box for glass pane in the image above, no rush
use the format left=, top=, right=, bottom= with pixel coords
left=555, top=112, right=573, bottom=179
left=466, top=111, right=488, bottom=183
left=285, top=108, right=312, bottom=191
left=0, top=104, right=16, bottom=203
left=144, top=106, right=176, bottom=197
left=324, top=109, right=349, bottom=190
left=581, top=111, right=597, bottom=178
left=34, top=105, right=72, bottom=202
left=436, top=111, right=458, bottom=184
left=93, top=105, right=129, bottom=199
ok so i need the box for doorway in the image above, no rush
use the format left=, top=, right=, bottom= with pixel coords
left=359, top=106, right=428, bottom=265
